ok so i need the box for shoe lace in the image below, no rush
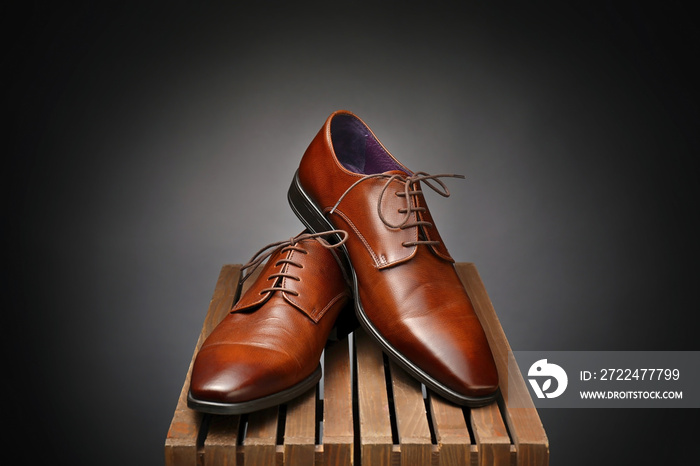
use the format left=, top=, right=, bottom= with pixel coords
left=235, top=230, right=349, bottom=301
left=329, top=171, right=465, bottom=247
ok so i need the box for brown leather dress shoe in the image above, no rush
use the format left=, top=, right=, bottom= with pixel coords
left=188, top=230, right=352, bottom=414
left=288, top=111, right=499, bottom=406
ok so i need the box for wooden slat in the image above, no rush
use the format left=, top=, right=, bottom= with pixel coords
left=243, top=407, right=279, bottom=466
left=165, top=264, right=241, bottom=466
left=164, top=410, right=203, bottom=466
left=204, top=415, right=241, bottom=466
left=322, top=339, right=354, bottom=466
left=355, top=328, right=393, bottom=466
left=388, top=361, right=432, bottom=465
left=428, top=393, right=471, bottom=466
left=456, top=263, right=549, bottom=466
left=471, top=404, right=511, bottom=466
left=283, top=386, right=317, bottom=465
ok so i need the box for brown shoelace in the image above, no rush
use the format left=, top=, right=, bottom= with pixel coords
left=329, top=171, right=465, bottom=247
left=235, top=230, right=349, bottom=301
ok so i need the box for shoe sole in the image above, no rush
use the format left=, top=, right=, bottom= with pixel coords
left=288, top=170, right=499, bottom=407
left=187, top=364, right=322, bottom=415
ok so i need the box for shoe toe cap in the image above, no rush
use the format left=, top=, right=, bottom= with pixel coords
left=189, top=344, right=301, bottom=404
left=390, top=312, right=499, bottom=397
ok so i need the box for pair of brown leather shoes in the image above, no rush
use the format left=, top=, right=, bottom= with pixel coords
left=188, top=111, right=499, bottom=414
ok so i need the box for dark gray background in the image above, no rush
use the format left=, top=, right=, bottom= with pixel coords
left=7, top=2, right=699, bottom=464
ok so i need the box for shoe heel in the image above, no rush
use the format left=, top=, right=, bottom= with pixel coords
left=288, top=170, right=337, bottom=237
left=289, top=170, right=354, bottom=281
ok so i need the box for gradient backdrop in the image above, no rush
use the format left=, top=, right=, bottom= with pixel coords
left=8, top=2, right=699, bottom=464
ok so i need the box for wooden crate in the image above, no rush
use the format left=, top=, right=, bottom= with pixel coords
left=165, top=263, right=549, bottom=465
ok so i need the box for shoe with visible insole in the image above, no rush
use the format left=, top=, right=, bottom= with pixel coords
left=288, top=111, right=499, bottom=407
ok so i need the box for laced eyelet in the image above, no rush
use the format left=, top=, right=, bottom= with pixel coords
left=236, top=229, right=348, bottom=295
